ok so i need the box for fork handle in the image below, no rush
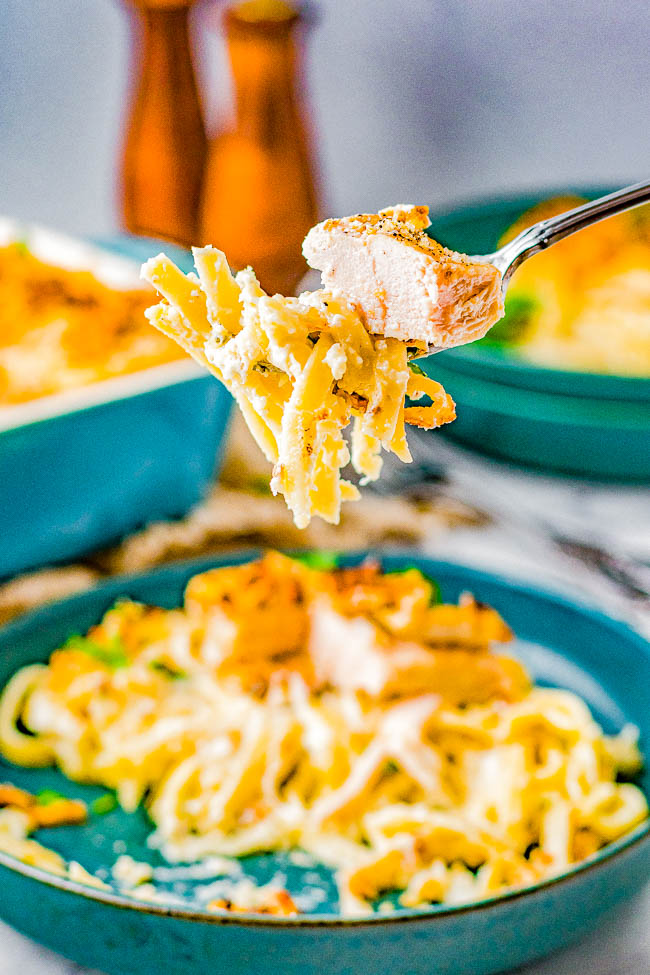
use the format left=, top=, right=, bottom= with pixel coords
left=495, top=179, right=650, bottom=287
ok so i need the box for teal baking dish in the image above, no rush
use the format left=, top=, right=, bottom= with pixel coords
left=0, top=228, right=232, bottom=579
left=419, top=189, right=650, bottom=480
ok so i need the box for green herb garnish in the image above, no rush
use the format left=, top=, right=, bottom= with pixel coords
left=149, top=660, right=187, bottom=680
left=408, top=361, right=427, bottom=376
left=63, top=634, right=129, bottom=669
left=483, top=291, right=539, bottom=346
left=11, top=239, right=29, bottom=257
left=91, top=793, right=118, bottom=815
left=425, top=576, right=441, bottom=604
left=37, top=789, right=67, bottom=806
left=292, top=551, right=340, bottom=572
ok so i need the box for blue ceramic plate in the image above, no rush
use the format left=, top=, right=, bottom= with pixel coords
left=438, top=342, right=650, bottom=402
left=0, top=552, right=648, bottom=975
left=419, top=189, right=650, bottom=479
left=0, top=225, right=233, bottom=580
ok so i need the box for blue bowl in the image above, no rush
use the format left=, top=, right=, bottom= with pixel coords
left=0, top=551, right=647, bottom=975
left=0, top=231, right=232, bottom=579
left=421, top=358, right=650, bottom=480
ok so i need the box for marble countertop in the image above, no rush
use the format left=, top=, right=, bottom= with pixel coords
left=1, top=433, right=648, bottom=974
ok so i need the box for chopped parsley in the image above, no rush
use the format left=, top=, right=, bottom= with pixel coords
left=483, top=290, right=539, bottom=346
left=37, top=789, right=67, bottom=806
left=63, top=634, right=129, bottom=669
left=11, top=239, right=30, bottom=257
left=292, top=551, right=340, bottom=572
left=91, top=793, right=118, bottom=815
left=149, top=660, right=187, bottom=680
left=427, top=577, right=441, bottom=604
left=407, top=361, right=427, bottom=377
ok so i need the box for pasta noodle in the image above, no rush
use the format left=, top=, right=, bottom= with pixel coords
left=141, top=212, right=456, bottom=528
left=0, top=553, right=645, bottom=914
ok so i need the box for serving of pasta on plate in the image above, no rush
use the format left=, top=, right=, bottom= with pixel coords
left=0, top=553, right=645, bottom=917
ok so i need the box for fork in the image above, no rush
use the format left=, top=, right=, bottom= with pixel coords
left=408, top=179, right=650, bottom=358
left=480, top=177, right=650, bottom=288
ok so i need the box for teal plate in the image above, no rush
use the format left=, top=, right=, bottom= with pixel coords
left=420, top=188, right=650, bottom=479
left=0, top=552, right=648, bottom=975
left=437, top=343, right=650, bottom=402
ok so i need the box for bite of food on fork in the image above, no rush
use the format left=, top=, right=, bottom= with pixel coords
left=141, top=204, right=467, bottom=528
left=140, top=181, right=650, bottom=527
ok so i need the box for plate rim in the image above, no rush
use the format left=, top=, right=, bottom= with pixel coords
left=1, top=549, right=648, bottom=928
left=437, top=346, right=650, bottom=399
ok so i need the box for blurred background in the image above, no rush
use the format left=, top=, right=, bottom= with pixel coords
left=0, top=0, right=648, bottom=622
left=2, top=0, right=650, bottom=235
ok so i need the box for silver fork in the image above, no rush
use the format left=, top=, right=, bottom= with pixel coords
left=409, top=179, right=650, bottom=358
left=481, top=178, right=650, bottom=288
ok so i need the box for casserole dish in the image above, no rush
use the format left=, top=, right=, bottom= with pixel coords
left=419, top=190, right=650, bottom=480
left=0, top=224, right=232, bottom=579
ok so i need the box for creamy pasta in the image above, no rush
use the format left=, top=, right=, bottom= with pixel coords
left=0, top=242, right=182, bottom=405
left=0, top=554, right=645, bottom=914
left=140, top=206, right=469, bottom=528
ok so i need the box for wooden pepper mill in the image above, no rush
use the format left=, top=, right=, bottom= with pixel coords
left=119, top=0, right=207, bottom=245
left=199, top=0, right=319, bottom=296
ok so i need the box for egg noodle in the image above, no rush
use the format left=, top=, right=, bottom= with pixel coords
left=141, top=208, right=456, bottom=529
left=0, top=553, right=646, bottom=915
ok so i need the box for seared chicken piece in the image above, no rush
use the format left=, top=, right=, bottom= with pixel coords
left=303, top=205, right=504, bottom=349
left=307, top=599, right=528, bottom=705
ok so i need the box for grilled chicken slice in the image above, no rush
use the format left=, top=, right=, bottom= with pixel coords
left=303, top=205, right=504, bottom=349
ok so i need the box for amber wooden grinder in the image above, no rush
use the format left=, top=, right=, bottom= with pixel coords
left=119, top=0, right=207, bottom=246
left=199, top=0, right=319, bottom=296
